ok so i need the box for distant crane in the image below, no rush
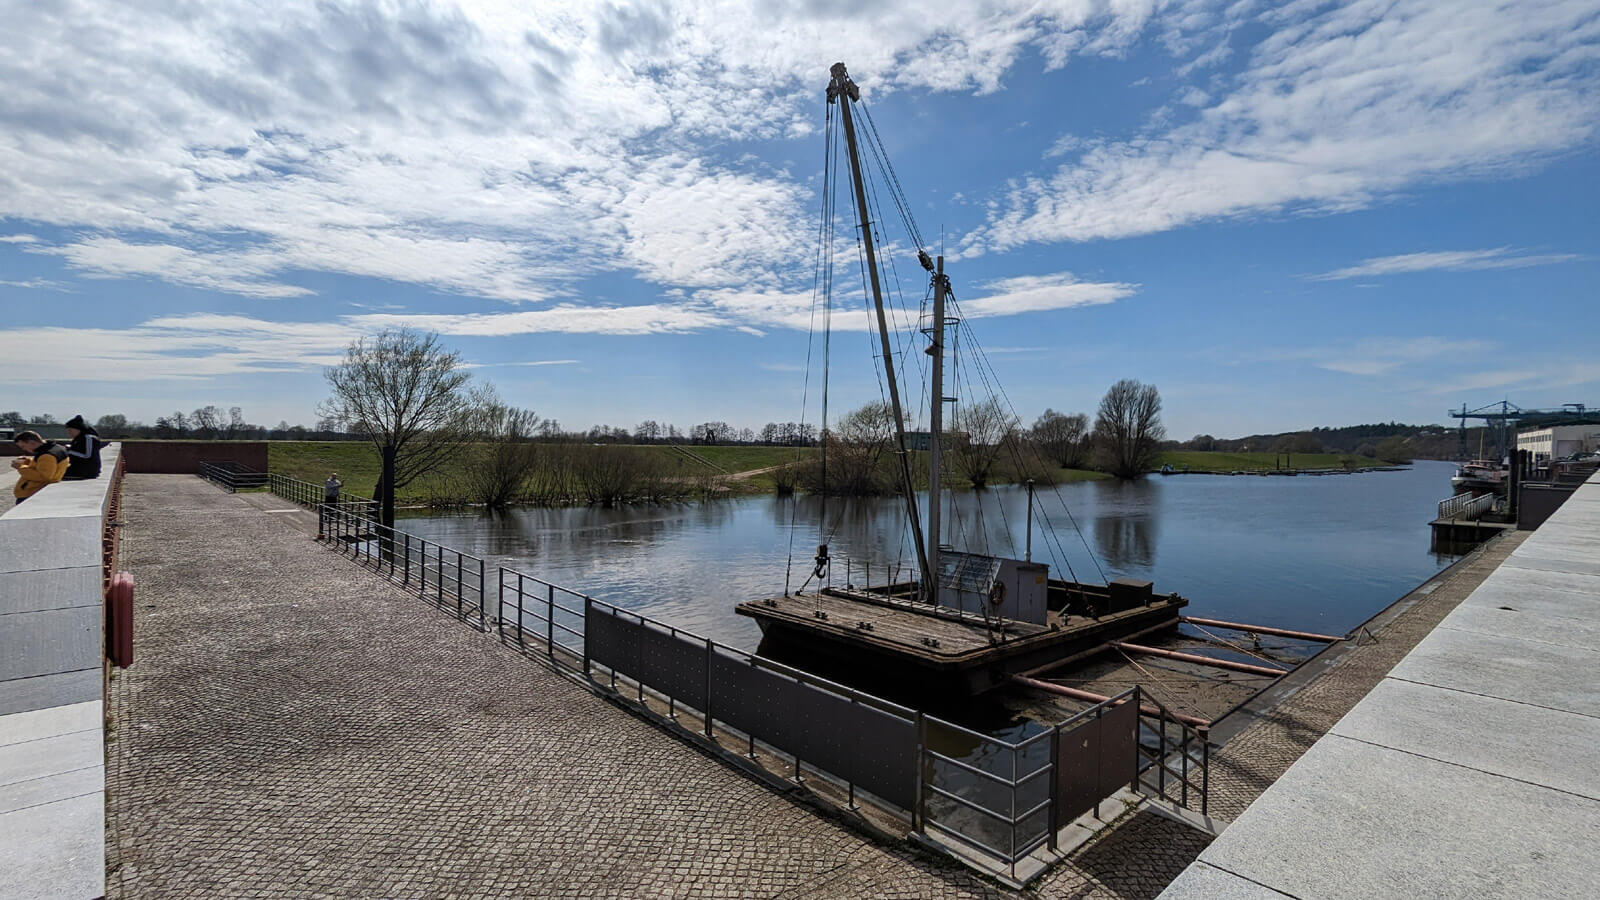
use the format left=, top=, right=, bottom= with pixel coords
left=1450, top=401, right=1597, bottom=461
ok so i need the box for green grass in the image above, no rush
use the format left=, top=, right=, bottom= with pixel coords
left=1156, top=450, right=1377, bottom=473
left=268, top=441, right=449, bottom=503
left=267, top=441, right=815, bottom=501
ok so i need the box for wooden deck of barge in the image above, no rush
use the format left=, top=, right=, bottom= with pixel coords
left=737, top=586, right=1186, bottom=695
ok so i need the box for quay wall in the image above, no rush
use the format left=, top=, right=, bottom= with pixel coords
left=1162, top=469, right=1600, bottom=898
left=120, top=440, right=268, bottom=474
left=0, top=443, right=122, bottom=897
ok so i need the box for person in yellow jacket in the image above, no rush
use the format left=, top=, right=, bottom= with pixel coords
left=11, top=431, right=71, bottom=502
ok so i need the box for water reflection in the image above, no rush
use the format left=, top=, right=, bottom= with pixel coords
left=398, top=461, right=1465, bottom=651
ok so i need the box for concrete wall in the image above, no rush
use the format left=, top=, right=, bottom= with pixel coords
left=0, top=443, right=119, bottom=898
left=121, top=440, right=267, bottom=474
left=1519, top=482, right=1577, bottom=530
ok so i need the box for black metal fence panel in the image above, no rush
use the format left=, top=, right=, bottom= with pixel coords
left=1053, top=694, right=1140, bottom=824
left=1098, top=698, right=1139, bottom=798
left=708, top=650, right=917, bottom=809
left=588, top=604, right=707, bottom=710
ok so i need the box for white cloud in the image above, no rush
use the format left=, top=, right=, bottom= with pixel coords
left=0, top=314, right=356, bottom=383
left=965, top=0, right=1600, bottom=253
left=38, top=237, right=314, bottom=298
left=0, top=234, right=39, bottom=243
left=1271, top=336, right=1495, bottom=377
left=0, top=0, right=1167, bottom=306
left=1308, top=247, right=1583, bottom=281
left=957, top=271, right=1135, bottom=316
left=348, top=304, right=728, bottom=336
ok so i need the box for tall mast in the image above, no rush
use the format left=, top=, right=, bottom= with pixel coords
left=926, top=255, right=948, bottom=604
left=828, top=62, right=932, bottom=596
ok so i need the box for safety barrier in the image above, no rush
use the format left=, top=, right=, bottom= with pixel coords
left=311, top=505, right=1210, bottom=882
left=268, top=473, right=377, bottom=517
left=196, top=460, right=269, bottom=492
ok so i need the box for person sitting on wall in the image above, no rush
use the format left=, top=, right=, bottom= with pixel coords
left=62, top=415, right=103, bottom=480
left=10, top=431, right=71, bottom=503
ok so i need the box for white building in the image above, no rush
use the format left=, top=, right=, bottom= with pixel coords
left=1517, top=424, right=1600, bottom=462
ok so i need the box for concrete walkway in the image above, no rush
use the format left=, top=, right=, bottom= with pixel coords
left=106, top=476, right=1207, bottom=898
left=1163, top=473, right=1600, bottom=898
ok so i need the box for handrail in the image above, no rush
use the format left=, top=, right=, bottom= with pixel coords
left=309, top=502, right=1190, bottom=881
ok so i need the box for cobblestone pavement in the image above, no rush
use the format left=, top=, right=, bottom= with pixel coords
left=107, top=476, right=1207, bottom=899
left=1204, top=531, right=1528, bottom=819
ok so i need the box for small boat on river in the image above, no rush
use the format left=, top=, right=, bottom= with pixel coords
left=1451, top=459, right=1506, bottom=494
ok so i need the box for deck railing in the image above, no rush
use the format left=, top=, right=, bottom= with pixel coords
left=307, top=504, right=1210, bottom=883
left=268, top=473, right=377, bottom=517
left=1438, top=491, right=1496, bottom=520
left=319, top=504, right=487, bottom=627
left=196, top=460, right=269, bottom=492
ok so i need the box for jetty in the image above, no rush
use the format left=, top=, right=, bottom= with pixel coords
left=1162, top=468, right=1600, bottom=898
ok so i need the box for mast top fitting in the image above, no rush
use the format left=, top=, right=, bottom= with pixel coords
left=827, top=62, right=860, bottom=103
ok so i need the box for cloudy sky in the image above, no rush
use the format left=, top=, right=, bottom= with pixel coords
left=2, top=0, right=1596, bottom=438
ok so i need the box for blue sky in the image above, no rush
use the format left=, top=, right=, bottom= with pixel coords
left=2, top=0, right=1596, bottom=439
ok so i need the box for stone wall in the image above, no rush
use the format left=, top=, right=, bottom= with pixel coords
left=0, top=442, right=120, bottom=897
left=120, top=440, right=268, bottom=474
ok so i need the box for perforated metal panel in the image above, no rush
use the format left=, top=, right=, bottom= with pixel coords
left=1097, top=697, right=1138, bottom=797
left=1053, top=698, right=1139, bottom=824
left=708, top=650, right=917, bottom=810
left=587, top=605, right=708, bottom=710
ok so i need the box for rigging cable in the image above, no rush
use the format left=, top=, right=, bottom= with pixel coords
left=786, top=97, right=837, bottom=597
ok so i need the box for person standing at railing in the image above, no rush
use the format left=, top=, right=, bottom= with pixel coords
left=324, top=473, right=343, bottom=508
left=10, top=431, right=70, bottom=504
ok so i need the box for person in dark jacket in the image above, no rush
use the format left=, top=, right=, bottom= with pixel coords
left=11, top=431, right=71, bottom=502
left=62, top=415, right=103, bottom=480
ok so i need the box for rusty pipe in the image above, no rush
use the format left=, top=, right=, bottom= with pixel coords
left=1180, top=615, right=1343, bottom=643
left=1111, top=641, right=1288, bottom=677
left=1014, top=617, right=1181, bottom=679
left=1007, top=675, right=1211, bottom=728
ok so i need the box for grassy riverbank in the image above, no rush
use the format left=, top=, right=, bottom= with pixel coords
left=1156, top=450, right=1381, bottom=473
left=267, top=441, right=1367, bottom=507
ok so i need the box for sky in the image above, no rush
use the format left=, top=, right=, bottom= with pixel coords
left=2, top=0, right=1597, bottom=440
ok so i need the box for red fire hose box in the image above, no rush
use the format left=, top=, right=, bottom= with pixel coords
left=109, top=572, right=134, bottom=668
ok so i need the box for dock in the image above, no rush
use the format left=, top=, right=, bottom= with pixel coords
left=1162, top=468, right=1600, bottom=898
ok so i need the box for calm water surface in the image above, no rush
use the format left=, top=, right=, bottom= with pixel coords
left=399, top=460, right=1462, bottom=651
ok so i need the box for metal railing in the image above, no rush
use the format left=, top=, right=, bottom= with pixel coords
left=1136, top=693, right=1210, bottom=816
left=268, top=473, right=377, bottom=517
left=307, top=506, right=1209, bottom=882
left=920, top=715, right=1056, bottom=870
left=1438, top=491, right=1496, bottom=520
left=319, top=504, right=486, bottom=627
left=197, top=460, right=269, bottom=492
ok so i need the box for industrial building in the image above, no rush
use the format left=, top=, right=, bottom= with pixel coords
left=1517, top=424, right=1600, bottom=462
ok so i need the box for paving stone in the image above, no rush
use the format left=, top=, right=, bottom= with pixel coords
left=1330, top=678, right=1600, bottom=800
left=1388, top=626, right=1600, bottom=717
left=1157, top=862, right=1291, bottom=899
left=107, top=476, right=1211, bottom=899
left=1200, top=736, right=1600, bottom=900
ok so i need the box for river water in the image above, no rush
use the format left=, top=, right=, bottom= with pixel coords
left=398, top=460, right=1461, bottom=651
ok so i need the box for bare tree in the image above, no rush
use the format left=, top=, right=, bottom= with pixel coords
left=459, top=403, right=542, bottom=509
left=1093, top=379, right=1166, bottom=479
left=1030, top=409, right=1090, bottom=469
left=804, top=402, right=894, bottom=495
left=190, top=405, right=223, bottom=438
left=951, top=397, right=1019, bottom=488
left=320, top=328, right=487, bottom=528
